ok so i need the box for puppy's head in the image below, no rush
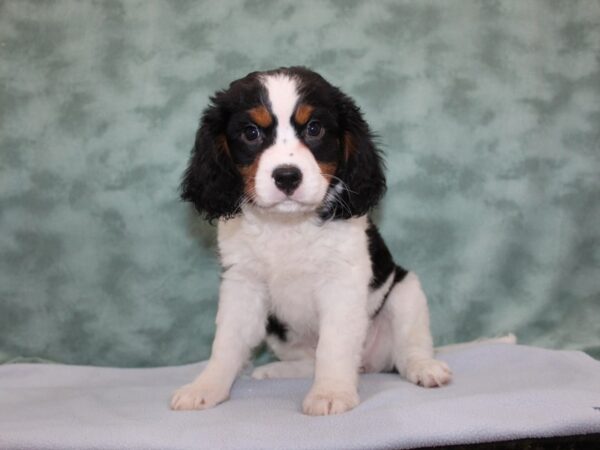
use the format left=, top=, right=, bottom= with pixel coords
left=181, top=67, right=386, bottom=221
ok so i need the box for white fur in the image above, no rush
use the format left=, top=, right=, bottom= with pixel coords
left=261, top=74, right=298, bottom=148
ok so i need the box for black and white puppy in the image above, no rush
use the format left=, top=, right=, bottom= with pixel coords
left=171, top=67, right=452, bottom=416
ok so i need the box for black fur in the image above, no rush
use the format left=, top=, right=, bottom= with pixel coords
left=371, top=265, right=409, bottom=319
left=366, top=219, right=397, bottom=290
left=329, top=92, right=386, bottom=219
left=266, top=314, right=288, bottom=342
left=366, top=219, right=409, bottom=317
left=181, top=105, right=244, bottom=222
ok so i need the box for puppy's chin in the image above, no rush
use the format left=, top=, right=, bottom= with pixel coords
left=270, top=199, right=317, bottom=214
left=250, top=196, right=322, bottom=216
left=250, top=188, right=325, bottom=215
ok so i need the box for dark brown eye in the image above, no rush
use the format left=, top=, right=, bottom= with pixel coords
left=306, top=120, right=322, bottom=137
left=243, top=125, right=260, bottom=142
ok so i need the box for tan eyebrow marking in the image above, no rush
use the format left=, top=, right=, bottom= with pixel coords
left=248, top=105, right=273, bottom=128
left=294, top=104, right=314, bottom=126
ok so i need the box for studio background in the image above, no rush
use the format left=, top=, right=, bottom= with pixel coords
left=1, top=0, right=599, bottom=367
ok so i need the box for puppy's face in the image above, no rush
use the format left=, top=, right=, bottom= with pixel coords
left=224, top=73, right=338, bottom=214
left=182, top=67, right=385, bottom=221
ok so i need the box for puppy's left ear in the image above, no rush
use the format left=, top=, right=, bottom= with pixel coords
left=180, top=104, right=244, bottom=222
left=331, top=92, right=386, bottom=218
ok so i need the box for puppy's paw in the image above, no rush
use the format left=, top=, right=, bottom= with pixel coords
left=170, top=382, right=229, bottom=411
left=302, top=385, right=359, bottom=416
left=403, top=358, right=452, bottom=388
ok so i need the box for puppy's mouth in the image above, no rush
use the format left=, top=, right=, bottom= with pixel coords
left=259, top=198, right=320, bottom=214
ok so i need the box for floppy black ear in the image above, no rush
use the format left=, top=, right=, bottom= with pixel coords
left=180, top=105, right=244, bottom=222
left=326, top=92, right=386, bottom=219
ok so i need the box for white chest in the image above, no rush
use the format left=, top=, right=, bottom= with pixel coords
left=217, top=213, right=372, bottom=327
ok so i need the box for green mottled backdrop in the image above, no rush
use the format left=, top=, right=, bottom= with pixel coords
left=1, top=0, right=599, bottom=367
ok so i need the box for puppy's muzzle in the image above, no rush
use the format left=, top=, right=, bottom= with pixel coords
left=272, top=165, right=302, bottom=195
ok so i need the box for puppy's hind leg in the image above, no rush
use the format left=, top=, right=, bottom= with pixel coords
left=252, top=360, right=314, bottom=379
left=387, top=271, right=452, bottom=387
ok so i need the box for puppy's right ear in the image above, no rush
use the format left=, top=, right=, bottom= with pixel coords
left=180, top=104, right=243, bottom=222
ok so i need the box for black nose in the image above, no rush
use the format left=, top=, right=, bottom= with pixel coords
left=272, top=165, right=302, bottom=195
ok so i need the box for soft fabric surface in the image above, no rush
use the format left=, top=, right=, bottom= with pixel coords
left=1, top=1, right=600, bottom=367
left=1, top=344, right=599, bottom=450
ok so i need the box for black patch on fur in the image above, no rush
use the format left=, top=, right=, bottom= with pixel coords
left=293, top=107, right=340, bottom=164
left=371, top=265, right=409, bottom=319
left=394, top=264, right=408, bottom=283
left=266, top=314, right=288, bottom=342
left=288, top=68, right=341, bottom=164
left=330, top=93, right=386, bottom=218
left=180, top=104, right=244, bottom=222
left=226, top=107, right=277, bottom=166
left=366, top=220, right=396, bottom=290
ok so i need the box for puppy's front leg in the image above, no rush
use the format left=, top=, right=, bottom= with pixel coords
left=171, top=272, right=267, bottom=410
left=303, top=282, right=369, bottom=416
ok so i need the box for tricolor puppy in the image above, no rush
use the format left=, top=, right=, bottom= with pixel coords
left=171, top=67, right=452, bottom=416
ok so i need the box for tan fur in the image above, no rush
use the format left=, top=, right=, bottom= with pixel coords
left=238, top=160, right=260, bottom=197
left=318, top=162, right=337, bottom=179
left=249, top=105, right=273, bottom=128
left=294, top=104, right=314, bottom=126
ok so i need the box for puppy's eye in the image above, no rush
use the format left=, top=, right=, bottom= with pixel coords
left=242, top=125, right=260, bottom=142
left=306, top=120, right=323, bottom=138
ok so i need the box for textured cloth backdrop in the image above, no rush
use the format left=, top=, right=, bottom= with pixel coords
left=0, top=0, right=599, bottom=367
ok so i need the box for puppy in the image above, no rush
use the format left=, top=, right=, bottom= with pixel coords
left=171, top=67, right=452, bottom=416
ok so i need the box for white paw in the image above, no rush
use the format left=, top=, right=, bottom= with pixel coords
left=170, top=381, right=229, bottom=411
left=403, top=358, right=452, bottom=387
left=302, top=386, right=359, bottom=416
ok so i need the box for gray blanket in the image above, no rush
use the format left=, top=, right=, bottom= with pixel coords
left=1, top=344, right=599, bottom=449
